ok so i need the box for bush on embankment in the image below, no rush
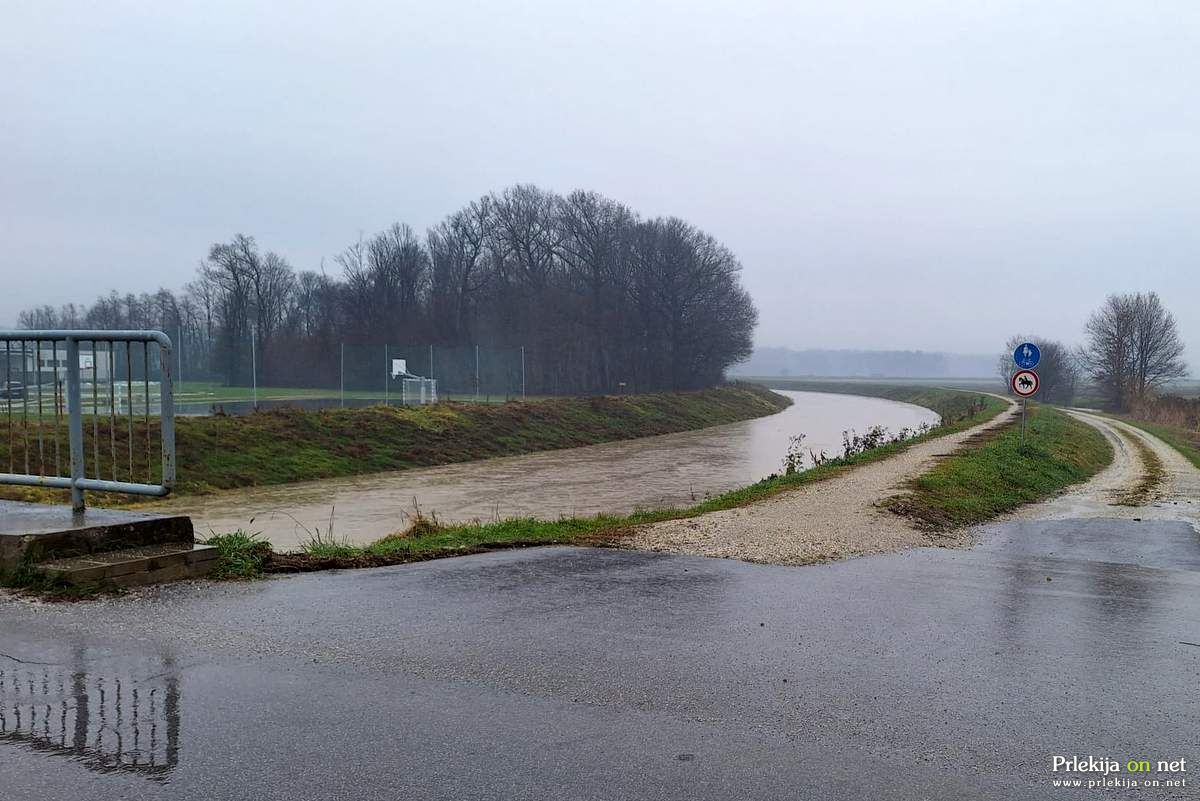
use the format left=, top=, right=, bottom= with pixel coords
left=0, top=384, right=790, bottom=502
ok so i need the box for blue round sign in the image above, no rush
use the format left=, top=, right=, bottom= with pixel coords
left=1013, top=342, right=1041, bottom=370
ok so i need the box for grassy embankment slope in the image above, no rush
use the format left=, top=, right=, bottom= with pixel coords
left=209, top=385, right=1010, bottom=576
left=0, top=384, right=789, bottom=504
left=884, top=404, right=1112, bottom=530
left=739, top=380, right=1114, bottom=525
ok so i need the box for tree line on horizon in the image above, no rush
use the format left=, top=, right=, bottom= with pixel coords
left=1000, top=291, right=1187, bottom=411
left=17, top=185, right=758, bottom=395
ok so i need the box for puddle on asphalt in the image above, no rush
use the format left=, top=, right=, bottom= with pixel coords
left=0, top=650, right=181, bottom=782
left=160, top=391, right=940, bottom=548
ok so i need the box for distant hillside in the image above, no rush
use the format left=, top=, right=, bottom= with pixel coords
left=731, top=347, right=997, bottom=379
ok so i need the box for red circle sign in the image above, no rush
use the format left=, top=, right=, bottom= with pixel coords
left=1012, top=369, right=1039, bottom=397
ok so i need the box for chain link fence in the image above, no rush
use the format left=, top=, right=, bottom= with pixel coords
left=174, top=343, right=527, bottom=416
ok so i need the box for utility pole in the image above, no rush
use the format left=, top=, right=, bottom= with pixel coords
left=177, top=327, right=183, bottom=396
left=250, top=324, right=258, bottom=411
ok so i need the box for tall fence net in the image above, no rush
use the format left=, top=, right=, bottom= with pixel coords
left=177, top=343, right=527, bottom=415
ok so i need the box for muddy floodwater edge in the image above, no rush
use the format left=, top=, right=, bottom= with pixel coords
left=165, top=391, right=941, bottom=548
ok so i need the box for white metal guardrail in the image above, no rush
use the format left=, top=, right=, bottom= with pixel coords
left=0, top=330, right=175, bottom=512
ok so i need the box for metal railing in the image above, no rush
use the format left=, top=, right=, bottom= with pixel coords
left=0, top=330, right=175, bottom=511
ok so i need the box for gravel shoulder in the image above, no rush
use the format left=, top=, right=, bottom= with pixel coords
left=1012, top=411, right=1200, bottom=528
left=624, top=399, right=1019, bottom=564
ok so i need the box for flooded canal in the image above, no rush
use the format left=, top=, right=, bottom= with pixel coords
left=162, top=391, right=939, bottom=548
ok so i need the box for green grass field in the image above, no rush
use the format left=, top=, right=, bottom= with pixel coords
left=175, top=380, right=539, bottom=406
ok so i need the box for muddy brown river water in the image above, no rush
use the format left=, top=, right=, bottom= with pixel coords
left=160, top=391, right=939, bottom=548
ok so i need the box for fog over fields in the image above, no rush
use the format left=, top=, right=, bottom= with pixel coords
left=4, top=2, right=1198, bottom=365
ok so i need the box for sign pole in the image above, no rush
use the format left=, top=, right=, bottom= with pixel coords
left=1011, top=343, right=1041, bottom=451
left=1020, top=398, right=1027, bottom=448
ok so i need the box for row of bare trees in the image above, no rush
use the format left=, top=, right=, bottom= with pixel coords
left=18, top=185, right=758, bottom=394
left=1000, top=292, right=1187, bottom=410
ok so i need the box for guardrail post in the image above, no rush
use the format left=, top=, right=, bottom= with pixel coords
left=65, top=336, right=85, bottom=513
left=159, top=338, right=176, bottom=491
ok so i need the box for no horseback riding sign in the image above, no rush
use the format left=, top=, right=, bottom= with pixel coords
left=1012, top=369, right=1039, bottom=398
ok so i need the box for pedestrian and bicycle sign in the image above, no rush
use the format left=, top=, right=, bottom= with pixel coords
left=1011, top=369, right=1039, bottom=398
left=1010, top=344, right=1041, bottom=449
left=1013, top=342, right=1040, bottom=370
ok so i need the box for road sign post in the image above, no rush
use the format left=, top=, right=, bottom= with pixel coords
left=1011, top=367, right=1039, bottom=448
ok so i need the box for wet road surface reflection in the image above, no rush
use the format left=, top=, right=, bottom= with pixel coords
left=0, top=649, right=180, bottom=782
left=1, top=518, right=1197, bottom=800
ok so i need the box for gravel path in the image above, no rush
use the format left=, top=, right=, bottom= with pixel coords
left=1013, top=411, right=1200, bottom=529
left=625, top=400, right=1019, bottom=565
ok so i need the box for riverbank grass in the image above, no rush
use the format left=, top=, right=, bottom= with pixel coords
left=883, top=405, right=1112, bottom=530
left=208, top=390, right=1010, bottom=575
left=0, top=383, right=789, bottom=505
left=1111, top=417, right=1200, bottom=470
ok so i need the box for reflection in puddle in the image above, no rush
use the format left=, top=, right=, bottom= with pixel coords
left=0, top=650, right=180, bottom=782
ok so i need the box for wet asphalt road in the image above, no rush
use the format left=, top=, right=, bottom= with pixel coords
left=2, top=519, right=1199, bottom=800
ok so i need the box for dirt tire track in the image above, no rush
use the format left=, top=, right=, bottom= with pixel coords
left=1012, top=411, right=1200, bottom=529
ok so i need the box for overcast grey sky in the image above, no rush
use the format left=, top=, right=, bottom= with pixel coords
left=3, top=1, right=1197, bottom=365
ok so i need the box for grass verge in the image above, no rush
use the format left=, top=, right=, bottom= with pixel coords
left=1111, top=417, right=1200, bottom=470
left=208, top=388, right=1009, bottom=576
left=202, top=531, right=273, bottom=579
left=882, top=405, right=1112, bottom=531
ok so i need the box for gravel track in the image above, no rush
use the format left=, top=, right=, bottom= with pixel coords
left=1014, top=411, right=1200, bottom=529
left=625, top=400, right=1019, bottom=565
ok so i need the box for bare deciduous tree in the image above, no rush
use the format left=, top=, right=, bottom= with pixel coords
left=1083, top=292, right=1186, bottom=410
left=18, top=185, right=759, bottom=395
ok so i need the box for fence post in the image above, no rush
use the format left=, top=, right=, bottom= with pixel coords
left=384, top=344, right=389, bottom=406
left=340, top=342, right=344, bottom=408
left=475, top=345, right=480, bottom=401
left=521, top=346, right=526, bottom=400
left=159, top=335, right=175, bottom=492
left=65, top=337, right=85, bottom=513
